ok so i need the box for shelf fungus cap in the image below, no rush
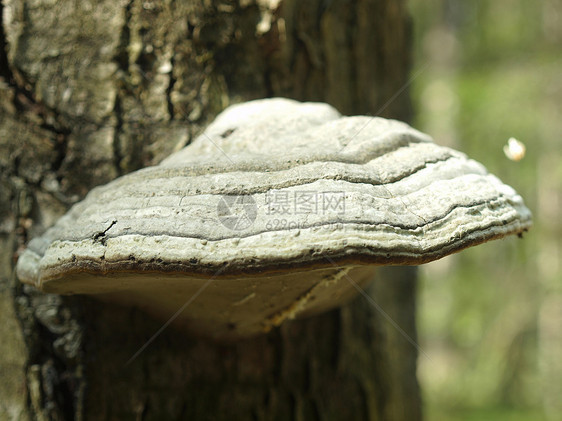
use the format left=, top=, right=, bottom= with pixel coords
left=16, top=98, right=532, bottom=339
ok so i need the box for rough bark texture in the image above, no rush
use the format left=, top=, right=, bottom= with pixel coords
left=0, top=0, right=420, bottom=420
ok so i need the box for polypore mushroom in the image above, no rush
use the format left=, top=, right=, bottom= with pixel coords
left=16, top=98, right=531, bottom=339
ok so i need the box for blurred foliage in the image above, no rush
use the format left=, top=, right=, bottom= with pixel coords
left=408, top=0, right=562, bottom=420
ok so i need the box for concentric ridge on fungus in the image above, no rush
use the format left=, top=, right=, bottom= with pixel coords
left=16, top=98, right=532, bottom=338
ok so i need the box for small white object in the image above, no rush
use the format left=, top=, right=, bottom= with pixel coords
left=504, top=137, right=526, bottom=161
left=157, top=61, right=172, bottom=74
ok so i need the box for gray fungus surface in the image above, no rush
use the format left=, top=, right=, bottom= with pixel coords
left=16, top=98, right=532, bottom=338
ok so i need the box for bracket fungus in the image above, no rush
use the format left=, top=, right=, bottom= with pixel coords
left=16, top=98, right=531, bottom=339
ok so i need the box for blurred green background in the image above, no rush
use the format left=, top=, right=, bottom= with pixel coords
left=408, top=0, right=562, bottom=420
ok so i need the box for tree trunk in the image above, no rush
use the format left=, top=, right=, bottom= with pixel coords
left=0, top=1, right=420, bottom=419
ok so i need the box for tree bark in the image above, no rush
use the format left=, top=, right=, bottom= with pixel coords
left=0, top=1, right=420, bottom=420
